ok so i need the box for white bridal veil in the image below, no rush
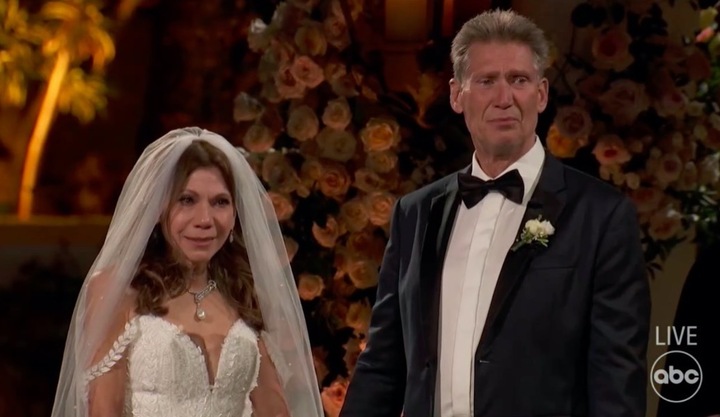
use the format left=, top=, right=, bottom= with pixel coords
left=51, top=127, right=323, bottom=417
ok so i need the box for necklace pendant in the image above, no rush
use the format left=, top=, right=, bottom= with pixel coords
left=195, top=305, right=206, bottom=321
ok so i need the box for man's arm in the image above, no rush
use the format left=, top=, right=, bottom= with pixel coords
left=340, top=200, right=407, bottom=417
left=588, top=196, right=651, bottom=417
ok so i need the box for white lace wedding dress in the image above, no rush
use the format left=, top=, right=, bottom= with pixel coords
left=87, top=315, right=260, bottom=417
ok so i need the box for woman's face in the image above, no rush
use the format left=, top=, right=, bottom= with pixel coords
left=165, top=167, right=235, bottom=266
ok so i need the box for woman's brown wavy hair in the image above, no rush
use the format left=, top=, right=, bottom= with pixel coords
left=130, top=139, right=264, bottom=331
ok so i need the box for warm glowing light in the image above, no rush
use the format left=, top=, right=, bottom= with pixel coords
left=18, top=50, right=70, bottom=220
left=384, top=0, right=429, bottom=42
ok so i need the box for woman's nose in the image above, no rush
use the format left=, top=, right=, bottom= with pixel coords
left=194, top=202, right=212, bottom=226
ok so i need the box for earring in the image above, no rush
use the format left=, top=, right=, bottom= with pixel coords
left=229, top=229, right=234, bottom=243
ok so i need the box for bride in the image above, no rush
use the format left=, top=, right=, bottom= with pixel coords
left=51, top=127, right=323, bottom=417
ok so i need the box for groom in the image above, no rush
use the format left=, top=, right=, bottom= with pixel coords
left=340, top=9, right=650, bottom=417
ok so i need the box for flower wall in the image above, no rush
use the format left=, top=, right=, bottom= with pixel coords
left=234, top=0, right=465, bottom=412
left=233, top=1, right=720, bottom=412
left=545, top=0, right=720, bottom=275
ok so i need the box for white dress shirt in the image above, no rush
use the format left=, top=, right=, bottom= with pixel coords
left=435, top=138, right=545, bottom=417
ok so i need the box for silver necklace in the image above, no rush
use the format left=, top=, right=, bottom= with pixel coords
left=187, top=279, right=217, bottom=321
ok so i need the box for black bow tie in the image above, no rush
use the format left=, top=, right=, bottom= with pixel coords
left=457, top=169, right=525, bottom=208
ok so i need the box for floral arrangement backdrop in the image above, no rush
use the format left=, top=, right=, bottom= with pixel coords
left=233, top=1, right=720, bottom=413
left=231, top=0, right=467, bottom=413
left=545, top=0, right=720, bottom=276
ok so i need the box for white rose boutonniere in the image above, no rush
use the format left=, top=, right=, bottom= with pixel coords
left=511, top=216, right=555, bottom=251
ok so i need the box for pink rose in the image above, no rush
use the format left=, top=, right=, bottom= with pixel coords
left=592, top=134, right=632, bottom=166
left=592, top=27, right=634, bottom=71
left=312, top=216, right=341, bottom=248
left=290, top=56, right=324, bottom=88
left=598, top=80, right=650, bottom=125
left=321, top=379, right=348, bottom=417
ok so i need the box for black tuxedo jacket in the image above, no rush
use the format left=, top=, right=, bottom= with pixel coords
left=340, top=153, right=650, bottom=417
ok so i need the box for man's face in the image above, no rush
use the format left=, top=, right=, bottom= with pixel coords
left=450, top=41, right=548, bottom=159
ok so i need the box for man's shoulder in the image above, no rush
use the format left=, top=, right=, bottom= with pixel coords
left=398, top=169, right=462, bottom=209
left=560, top=162, right=628, bottom=207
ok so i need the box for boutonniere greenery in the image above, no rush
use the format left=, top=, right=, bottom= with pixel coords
left=511, top=216, right=555, bottom=251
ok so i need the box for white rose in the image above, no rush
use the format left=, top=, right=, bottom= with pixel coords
left=233, top=92, right=264, bottom=122
left=524, top=219, right=554, bottom=236
left=316, top=127, right=357, bottom=162
left=539, top=220, right=555, bottom=236
left=243, top=123, right=275, bottom=153
left=295, top=20, right=327, bottom=56
left=322, top=97, right=352, bottom=130
left=287, top=105, right=319, bottom=141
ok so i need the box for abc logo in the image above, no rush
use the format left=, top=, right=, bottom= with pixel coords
left=651, top=350, right=703, bottom=403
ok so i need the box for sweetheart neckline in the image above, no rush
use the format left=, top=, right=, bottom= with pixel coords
left=136, top=315, right=257, bottom=388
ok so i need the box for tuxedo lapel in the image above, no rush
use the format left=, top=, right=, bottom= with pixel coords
left=420, top=177, right=461, bottom=360
left=477, top=153, right=567, bottom=358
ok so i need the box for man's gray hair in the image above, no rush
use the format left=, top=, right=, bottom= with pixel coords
left=451, top=9, right=549, bottom=83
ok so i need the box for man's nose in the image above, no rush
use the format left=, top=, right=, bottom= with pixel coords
left=494, top=80, right=513, bottom=108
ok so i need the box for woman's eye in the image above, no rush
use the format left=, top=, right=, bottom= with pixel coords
left=179, top=195, right=194, bottom=205
left=215, top=198, right=231, bottom=207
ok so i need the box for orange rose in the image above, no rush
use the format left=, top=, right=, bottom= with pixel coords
left=365, top=191, right=396, bottom=226
left=321, top=379, right=348, bottom=417
left=555, top=106, right=591, bottom=139
left=339, top=198, right=369, bottom=232
left=318, top=162, right=351, bottom=198
left=297, top=273, right=325, bottom=301
left=360, top=117, right=401, bottom=152
left=546, top=124, right=581, bottom=159
left=365, top=151, right=398, bottom=174
left=354, top=168, right=386, bottom=193
left=346, top=231, right=386, bottom=264
left=345, top=300, right=372, bottom=335
left=347, top=258, right=380, bottom=289
left=268, top=191, right=294, bottom=221
left=312, top=216, right=341, bottom=248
